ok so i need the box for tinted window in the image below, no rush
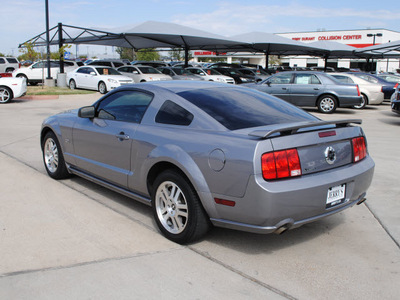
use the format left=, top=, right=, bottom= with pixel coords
left=331, top=75, right=354, bottom=84
left=96, top=90, right=153, bottom=123
left=178, top=87, right=317, bottom=130
left=0, top=58, right=4, bottom=64
left=113, top=62, right=124, bottom=67
left=6, top=58, right=18, bottom=63
left=269, top=73, right=292, bottom=84
left=155, top=100, right=194, bottom=126
left=95, top=67, right=121, bottom=75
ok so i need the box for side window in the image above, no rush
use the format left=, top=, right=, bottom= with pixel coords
left=113, top=62, right=123, bottom=67
left=269, top=73, right=292, bottom=84
left=0, top=58, right=5, bottom=64
left=32, top=62, right=45, bottom=69
left=118, top=67, right=128, bottom=72
left=96, top=90, right=153, bottom=123
left=155, top=100, right=194, bottom=126
left=294, top=74, right=321, bottom=84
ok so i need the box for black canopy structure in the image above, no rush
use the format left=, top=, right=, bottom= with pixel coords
left=354, top=40, right=400, bottom=58
left=227, top=32, right=322, bottom=68
left=20, top=21, right=253, bottom=67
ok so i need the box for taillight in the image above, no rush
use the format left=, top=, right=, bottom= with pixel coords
left=262, top=149, right=301, bottom=180
left=356, top=84, right=361, bottom=96
left=394, top=83, right=398, bottom=89
left=352, top=137, right=367, bottom=162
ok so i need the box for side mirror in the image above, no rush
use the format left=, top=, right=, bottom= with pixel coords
left=265, top=81, right=271, bottom=86
left=78, top=106, right=95, bottom=118
left=89, top=72, right=96, bottom=76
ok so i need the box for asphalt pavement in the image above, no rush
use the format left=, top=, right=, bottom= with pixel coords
left=0, top=93, right=399, bottom=300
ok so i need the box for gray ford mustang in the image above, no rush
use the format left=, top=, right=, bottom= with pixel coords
left=41, top=81, right=374, bottom=244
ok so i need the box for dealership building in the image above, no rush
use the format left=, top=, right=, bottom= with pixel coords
left=193, top=28, right=400, bottom=72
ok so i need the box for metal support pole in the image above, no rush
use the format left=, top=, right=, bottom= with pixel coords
left=264, top=51, right=269, bottom=69
left=45, top=0, right=52, bottom=79
left=58, top=23, right=64, bottom=73
left=184, top=47, right=189, bottom=68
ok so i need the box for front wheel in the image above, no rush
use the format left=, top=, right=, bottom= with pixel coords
left=353, top=94, right=367, bottom=109
left=98, top=81, right=107, bottom=94
left=0, top=87, right=13, bottom=103
left=152, top=170, right=210, bottom=244
left=42, top=131, right=70, bottom=179
left=69, top=79, right=76, bottom=90
left=317, top=95, right=337, bottom=114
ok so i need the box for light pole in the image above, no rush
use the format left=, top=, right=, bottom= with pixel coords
left=367, top=33, right=383, bottom=45
left=366, top=33, right=383, bottom=72
left=45, top=0, right=51, bottom=80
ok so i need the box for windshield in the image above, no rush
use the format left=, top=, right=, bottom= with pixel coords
left=172, top=68, right=192, bottom=76
left=178, top=87, right=317, bottom=130
left=204, top=69, right=222, bottom=75
left=96, top=67, right=121, bottom=75
left=138, top=66, right=161, bottom=74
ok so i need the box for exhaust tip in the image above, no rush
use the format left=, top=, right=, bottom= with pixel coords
left=357, top=197, right=367, bottom=205
left=275, top=225, right=289, bottom=235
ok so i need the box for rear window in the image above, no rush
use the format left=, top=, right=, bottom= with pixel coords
left=178, top=87, right=317, bottom=130
left=6, top=58, right=18, bottom=63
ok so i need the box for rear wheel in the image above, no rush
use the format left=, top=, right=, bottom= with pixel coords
left=152, top=170, right=210, bottom=244
left=98, top=81, right=107, bottom=94
left=317, top=95, right=337, bottom=114
left=42, top=131, right=70, bottom=179
left=0, top=87, right=13, bottom=103
left=353, top=94, right=367, bottom=109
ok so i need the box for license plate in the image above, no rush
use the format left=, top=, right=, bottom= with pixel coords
left=326, top=184, right=346, bottom=208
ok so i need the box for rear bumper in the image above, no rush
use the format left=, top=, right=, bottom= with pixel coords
left=392, top=100, right=400, bottom=114
left=210, top=156, right=375, bottom=234
left=338, top=95, right=363, bottom=107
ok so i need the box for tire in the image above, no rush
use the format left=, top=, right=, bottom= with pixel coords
left=317, top=95, right=337, bottom=114
left=5, top=68, right=14, bottom=73
left=353, top=94, right=367, bottom=109
left=0, top=86, right=13, bottom=103
left=69, top=79, right=76, bottom=90
left=42, top=131, right=70, bottom=180
left=98, top=81, right=107, bottom=94
left=152, top=170, right=210, bottom=244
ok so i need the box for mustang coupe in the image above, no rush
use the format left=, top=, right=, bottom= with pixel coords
left=41, top=81, right=374, bottom=244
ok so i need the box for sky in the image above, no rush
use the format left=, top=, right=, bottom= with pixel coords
left=1, top=0, right=399, bottom=57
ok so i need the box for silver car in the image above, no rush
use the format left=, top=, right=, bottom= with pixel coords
left=245, top=71, right=363, bottom=113
left=41, top=81, right=374, bottom=244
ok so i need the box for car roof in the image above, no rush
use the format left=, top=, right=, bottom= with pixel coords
left=130, top=80, right=230, bottom=93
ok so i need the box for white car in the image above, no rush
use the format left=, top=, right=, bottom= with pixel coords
left=185, top=67, right=235, bottom=84
left=117, top=65, right=172, bottom=83
left=0, top=57, right=20, bottom=73
left=330, top=73, right=384, bottom=109
left=13, top=60, right=82, bottom=85
left=0, top=75, right=27, bottom=103
left=67, top=66, right=134, bottom=94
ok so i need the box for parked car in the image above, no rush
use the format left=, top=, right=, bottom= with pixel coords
left=86, top=60, right=127, bottom=69
left=330, top=73, right=384, bottom=109
left=310, top=66, right=336, bottom=72
left=350, top=73, right=396, bottom=100
left=244, top=71, right=362, bottom=113
left=67, top=66, right=133, bottom=94
left=116, top=65, right=172, bottom=82
left=210, top=67, right=254, bottom=84
left=157, top=67, right=203, bottom=80
left=13, top=60, right=82, bottom=85
left=238, top=68, right=270, bottom=82
left=391, top=84, right=400, bottom=114
left=40, top=81, right=374, bottom=244
left=0, top=57, right=20, bottom=73
left=0, top=75, right=27, bottom=103
left=376, top=74, right=400, bottom=84
left=185, top=67, right=235, bottom=84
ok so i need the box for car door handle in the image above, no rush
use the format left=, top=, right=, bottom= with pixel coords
left=115, top=132, right=130, bottom=141
left=314, top=88, right=320, bottom=90
left=282, top=87, right=287, bottom=90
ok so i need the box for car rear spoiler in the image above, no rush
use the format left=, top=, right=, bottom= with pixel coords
left=248, top=119, right=362, bottom=138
